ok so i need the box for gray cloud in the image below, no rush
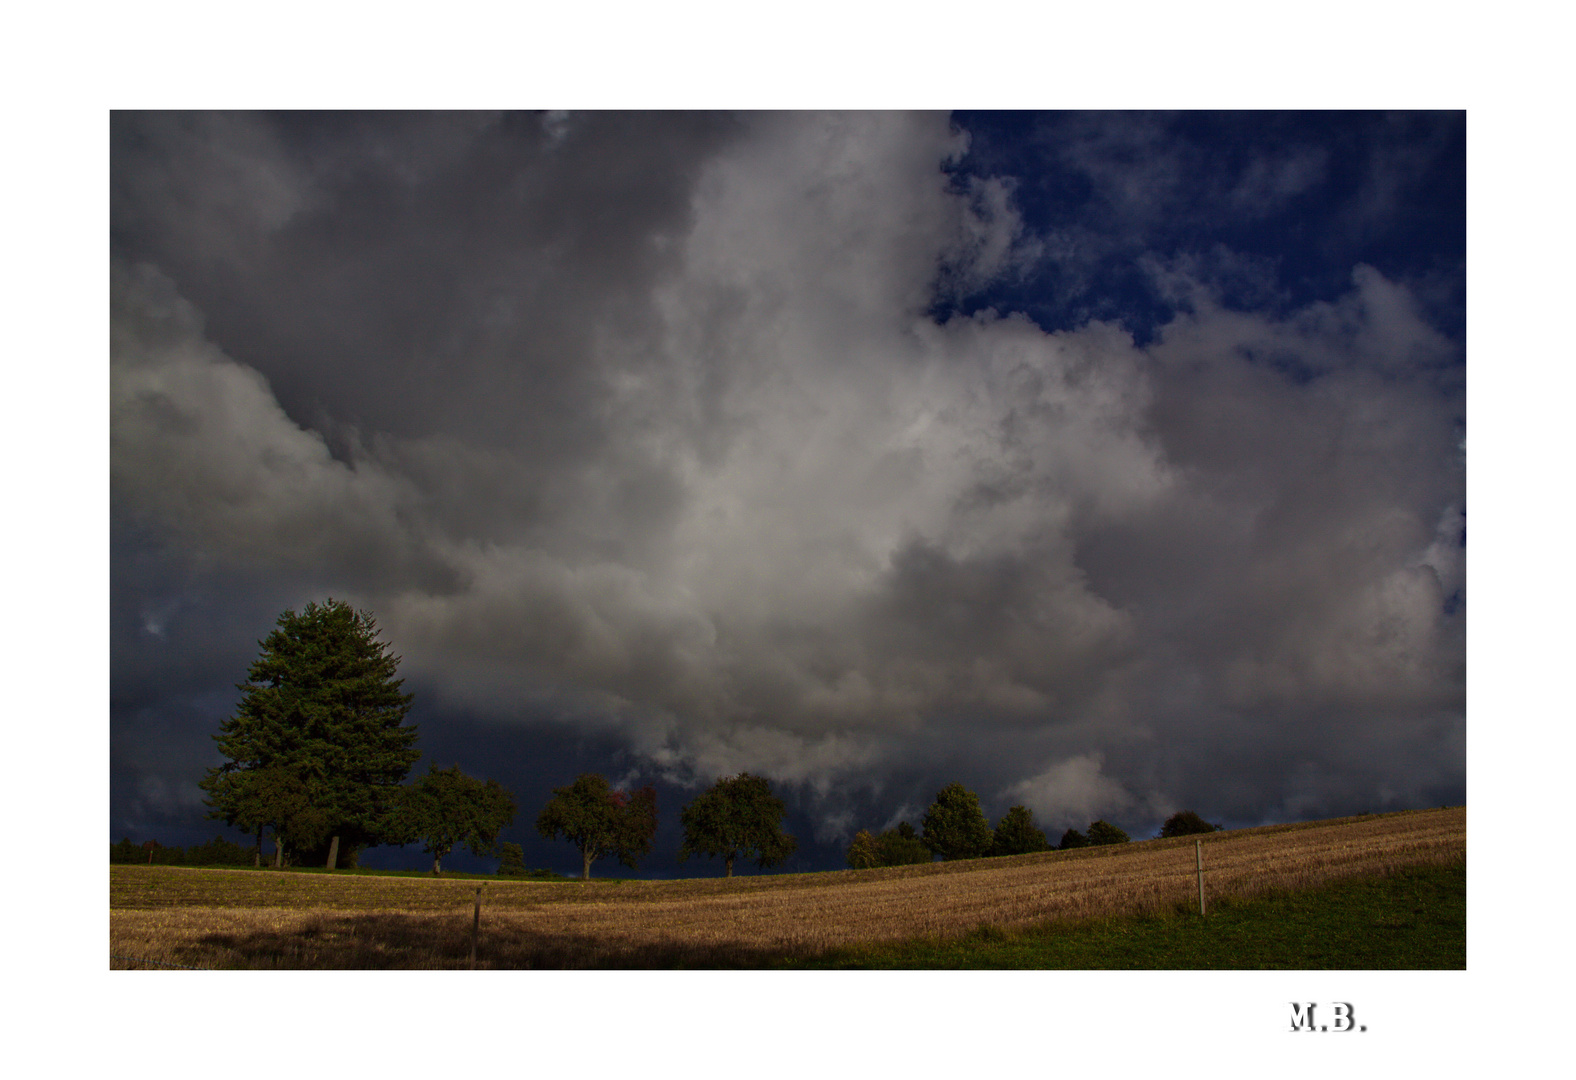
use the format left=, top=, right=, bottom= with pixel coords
left=111, top=112, right=1463, bottom=841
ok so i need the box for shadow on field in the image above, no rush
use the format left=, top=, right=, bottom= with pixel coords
left=196, top=912, right=799, bottom=969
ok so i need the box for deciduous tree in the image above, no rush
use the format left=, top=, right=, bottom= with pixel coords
left=396, top=764, right=518, bottom=874
left=991, top=805, right=1051, bottom=856
left=203, top=762, right=323, bottom=867
left=536, top=773, right=658, bottom=880
left=847, top=822, right=933, bottom=868
left=495, top=841, right=528, bottom=877
left=1058, top=828, right=1089, bottom=850
left=678, top=773, right=797, bottom=878
left=876, top=822, right=933, bottom=866
left=846, top=829, right=881, bottom=869
left=920, top=782, right=993, bottom=861
left=1086, top=819, right=1130, bottom=846
left=199, top=600, right=420, bottom=869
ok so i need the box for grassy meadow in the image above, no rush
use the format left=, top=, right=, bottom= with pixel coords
left=111, top=805, right=1464, bottom=969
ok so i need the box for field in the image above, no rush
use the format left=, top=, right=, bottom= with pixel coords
left=790, top=861, right=1465, bottom=968
left=111, top=806, right=1464, bottom=969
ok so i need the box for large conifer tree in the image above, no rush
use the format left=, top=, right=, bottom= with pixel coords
left=199, top=599, right=419, bottom=867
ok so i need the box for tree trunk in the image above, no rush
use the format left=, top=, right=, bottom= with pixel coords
left=582, top=847, right=593, bottom=881
left=274, top=833, right=284, bottom=868
left=255, top=825, right=262, bottom=867
left=326, top=834, right=340, bottom=870
left=433, top=854, right=442, bottom=875
left=725, top=855, right=734, bottom=878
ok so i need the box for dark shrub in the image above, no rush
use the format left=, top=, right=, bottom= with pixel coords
left=1058, top=828, right=1089, bottom=850
left=496, top=842, right=529, bottom=876
left=1158, top=810, right=1222, bottom=838
left=1086, top=820, right=1130, bottom=846
left=846, top=822, right=935, bottom=868
left=876, top=822, right=934, bottom=866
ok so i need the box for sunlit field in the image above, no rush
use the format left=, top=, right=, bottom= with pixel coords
left=111, top=806, right=1463, bottom=969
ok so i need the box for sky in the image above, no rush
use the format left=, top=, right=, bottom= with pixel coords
left=8, top=3, right=1566, bottom=1070
left=109, top=109, right=1466, bottom=876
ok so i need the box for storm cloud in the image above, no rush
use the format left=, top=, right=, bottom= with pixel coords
left=111, top=112, right=1464, bottom=859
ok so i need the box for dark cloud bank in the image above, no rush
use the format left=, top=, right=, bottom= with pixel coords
left=110, top=111, right=1464, bottom=874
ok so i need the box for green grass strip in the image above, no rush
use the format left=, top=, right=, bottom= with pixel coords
left=159, top=864, right=578, bottom=882
left=782, top=861, right=1465, bottom=969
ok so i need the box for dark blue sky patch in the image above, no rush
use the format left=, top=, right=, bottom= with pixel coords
left=936, top=111, right=1465, bottom=345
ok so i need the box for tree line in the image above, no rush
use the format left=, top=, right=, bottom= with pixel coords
left=181, top=600, right=1217, bottom=878
left=190, top=600, right=800, bottom=878
left=845, top=783, right=1222, bottom=868
left=842, top=782, right=1098, bottom=868
left=110, top=835, right=258, bottom=866
left=533, top=769, right=797, bottom=879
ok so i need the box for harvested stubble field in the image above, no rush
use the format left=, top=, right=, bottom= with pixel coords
left=111, top=805, right=1463, bottom=969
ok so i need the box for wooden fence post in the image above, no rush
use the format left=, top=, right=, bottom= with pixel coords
left=1196, top=839, right=1206, bottom=916
left=470, top=886, right=482, bottom=969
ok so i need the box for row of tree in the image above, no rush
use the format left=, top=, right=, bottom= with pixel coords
left=845, top=784, right=1223, bottom=868
left=200, top=758, right=518, bottom=872
left=194, top=600, right=1219, bottom=879
left=535, top=771, right=798, bottom=879
left=110, top=835, right=258, bottom=866
left=196, top=598, right=802, bottom=878
left=845, top=782, right=1068, bottom=867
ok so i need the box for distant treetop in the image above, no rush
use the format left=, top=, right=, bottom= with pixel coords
left=1159, top=810, right=1222, bottom=838
left=991, top=805, right=1051, bottom=856
left=1085, top=820, right=1130, bottom=846
left=921, top=782, right=993, bottom=861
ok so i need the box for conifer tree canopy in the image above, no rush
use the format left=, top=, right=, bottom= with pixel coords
left=199, top=599, right=419, bottom=866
